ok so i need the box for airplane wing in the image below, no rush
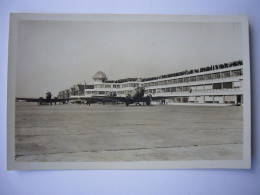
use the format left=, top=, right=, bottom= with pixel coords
left=150, top=96, right=174, bottom=101
left=16, top=97, right=44, bottom=102
left=90, top=96, right=127, bottom=103
left=16, top=96, right=122, bottom=103
left=141, top=95, right=174, bottom=102
left=90, top=95, right=173, bottom=104
left=16, top=97, right=73, bottom=103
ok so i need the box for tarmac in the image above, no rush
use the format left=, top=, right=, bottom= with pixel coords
left=15, top=102, right=243, bottom=162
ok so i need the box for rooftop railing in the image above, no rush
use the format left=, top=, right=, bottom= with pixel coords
left=103, top=60, right=243, bottom=84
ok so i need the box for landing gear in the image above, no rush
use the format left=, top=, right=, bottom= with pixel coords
left=38, top=97, right=43, bottom=105
left=146, top=94, right=152, bottom=106
left=125, top=102, right=129, bottom=106
left=135, top=102, right=141, bottom=106
left=146, top=100, right=151, bottom=106
left=161, top=100, right=166, bottom=105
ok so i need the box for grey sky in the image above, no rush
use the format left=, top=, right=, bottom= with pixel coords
left=15, top=20, right=242, bottom=97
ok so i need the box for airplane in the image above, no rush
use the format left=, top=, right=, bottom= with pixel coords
left=15, top=91, right=114, bottom=106
left=91, top=86, right=168, bottom=106
left=16, top=92, right=68, bottom=105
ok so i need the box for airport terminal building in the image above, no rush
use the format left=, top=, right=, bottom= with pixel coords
left=64, top=60, right=243, bottom=105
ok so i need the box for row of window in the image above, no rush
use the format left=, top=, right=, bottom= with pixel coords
left=94, top=84, right=114, bottom=88
left=168, top=95, right=240, bottom=103
left=141, top=69, right=242, bottom=88
left=86, top=90, right=134, bottom=95
left=144, top=82, right=240, bottom=94
left=121, top=83, right=139, bottom=88
left=94, top=83, right=140, bottom=89
left=85, top=81, right=241, bottom=96
left=86, top=91, right=109, bottom=95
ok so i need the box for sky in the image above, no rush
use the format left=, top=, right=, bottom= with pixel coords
left=15, top=20, right=242, bottom=97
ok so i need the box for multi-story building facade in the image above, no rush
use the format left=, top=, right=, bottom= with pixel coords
left=83, top=60, right=243, bottom=105
left=57, top=84, right=94, bottom=99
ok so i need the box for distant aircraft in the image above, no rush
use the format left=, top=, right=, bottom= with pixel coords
left=16, top=92, right=70, bottom=105
left=16, top=91, right=110, bottom=106
left=91, top=87, right=168, bottom=106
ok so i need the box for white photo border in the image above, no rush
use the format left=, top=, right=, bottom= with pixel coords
left=7, top=14, right=251, bottom=170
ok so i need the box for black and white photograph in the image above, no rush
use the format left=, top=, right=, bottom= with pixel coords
left=7, top=14, right=251, bottom=169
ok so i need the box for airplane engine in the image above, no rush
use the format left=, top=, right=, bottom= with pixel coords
left=125, top=94, right=132, bottom=106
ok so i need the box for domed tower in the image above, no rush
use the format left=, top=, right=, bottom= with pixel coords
left=92, top=71, right=108, bottom=83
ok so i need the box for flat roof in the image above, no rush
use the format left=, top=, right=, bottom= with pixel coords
left=103, top=60, right=243, bottom=83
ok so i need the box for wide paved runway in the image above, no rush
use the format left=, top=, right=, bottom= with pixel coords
left=15, top=102, right=243, bottom=162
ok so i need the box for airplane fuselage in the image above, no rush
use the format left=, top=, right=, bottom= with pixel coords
left=125, top=87, right=149, bottom=106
